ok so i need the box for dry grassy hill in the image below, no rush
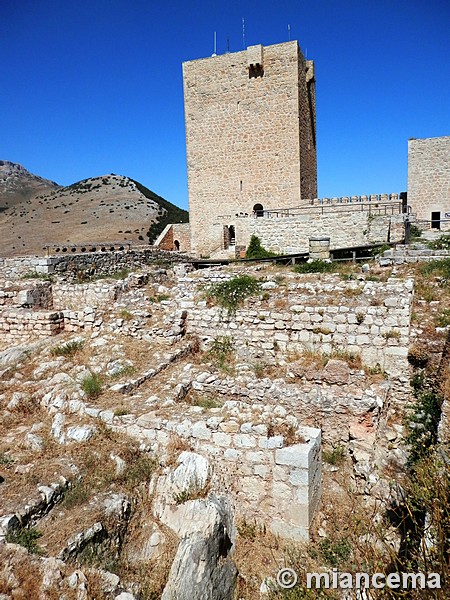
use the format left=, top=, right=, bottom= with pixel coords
left=0, top=161, right=59, bottom=211
left=0, top=163, right=188, bottom=257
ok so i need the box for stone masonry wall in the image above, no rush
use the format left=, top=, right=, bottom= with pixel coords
left=183, top=41, right=317, bottom=257
left=155, top=223, right=191, bottom=253
left=0, top=309, right=64, bottom=342
left=111, top=404, right=321, bottom=542
left=408, top=136, right=450, bottom=224
left=233, top=211, right=405, bottom=254
left=52, top=281, right=124, bottom=310
left=175, top=272, right=414, bottom=376
left=0, top=247, right=190, bottom=280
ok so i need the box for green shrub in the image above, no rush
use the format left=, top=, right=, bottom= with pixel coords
left=319, top=537, right=351, bottom=567
left=406, top=375, right=443, bottom=465
left=293, top=260, right=334, bottom=274
left=428, top=234, right=450, bottom=249
left=206, top=274, right=261, bottom=315
left=81, top=373, right=103, bottom=399
left=245, top=235, right=277, bottom=259
left=6, top=527, right=45, bottom=555
left=420, top=258, right=450, bottom=282
left=436, top=308, right=450, bottom=327
left=206, top=336, right=234, bottom=372
left=409, top=223, right=423, bottom=238
left=50, top=340, right=84, bottom=357
left=322, top=445, right=346, bottom=466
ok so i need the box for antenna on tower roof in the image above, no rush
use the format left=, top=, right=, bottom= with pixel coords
left=242, top=17, right=245, bottom=49
left=226, top=35, right=230, bottom=53
left=288, top=23, right=291, bottom=41
left=212, top=31, right=217, bottom=56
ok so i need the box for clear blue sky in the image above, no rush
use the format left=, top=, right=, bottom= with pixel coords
left=1, top=0, right=449, bottom=209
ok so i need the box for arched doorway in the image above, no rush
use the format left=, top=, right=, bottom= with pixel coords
left=253, top=203, right=264, bottom=217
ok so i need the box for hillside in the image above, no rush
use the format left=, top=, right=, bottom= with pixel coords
left=0, top=161, right=60, bottom=211
left=0, top=163, right=188, bottom=257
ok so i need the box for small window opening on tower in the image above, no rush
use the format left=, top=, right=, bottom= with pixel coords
left=253, top=203, right=264, bottom=217
left=240, top=180, right=243, bottom=192
left=249, top=63, right=264, bottom=78
left=174, top=239, right=180, bottom=250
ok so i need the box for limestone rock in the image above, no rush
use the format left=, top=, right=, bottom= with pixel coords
left=161, top=495, right=237, bottom=600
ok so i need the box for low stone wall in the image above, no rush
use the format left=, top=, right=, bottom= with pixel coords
left=0, top=309, right=64, bottom=343
left=62, top=308, right=103, bottom=332
left=379, top=244, right=450, bottom=265
left=174, top=272, right=413, bottom=376
left=114, top=411, right=321, bottom=541
left=1, top=247, right=191, bottom=280
left=52, top=281, right=124, bottom=310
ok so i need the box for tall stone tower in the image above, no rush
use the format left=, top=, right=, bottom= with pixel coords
left=183, top=40, right=317, bottom=257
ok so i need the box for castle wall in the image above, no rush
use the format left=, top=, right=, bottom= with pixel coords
left=408, top=136, right=450, bottom=227
left=183, top=41, right=317, bottom=257
left=233, top=210, right=405, bottom=254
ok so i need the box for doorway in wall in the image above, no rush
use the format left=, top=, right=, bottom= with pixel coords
left=253, top=203, right=264, bottom=217
left=223, top=225, right=236, bottom=249
left=431, top=211, right=441, bottom=229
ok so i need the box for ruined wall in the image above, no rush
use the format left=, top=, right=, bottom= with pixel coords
left=52, top=282, right=124, bottom=310
left=1, top=247, right=189, bottom=280
left=155, top=223, right=191, bottom=253
left=0, top=309, right=64, bottom=342
left=175, top=272, right=413, bottom=377
left=183, top=41, right=317, bottom=256
left=408, top=136, right=450, bottom=226
left=111, top=404, right=321, bottom=542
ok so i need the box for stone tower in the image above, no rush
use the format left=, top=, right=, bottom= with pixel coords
left=183, top=40, right=317, bottom=257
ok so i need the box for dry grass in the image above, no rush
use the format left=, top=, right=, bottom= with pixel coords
left=164, top=434, right=192, bottom=467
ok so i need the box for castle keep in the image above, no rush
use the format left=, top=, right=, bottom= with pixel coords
left=183, top=41, right=317, bottom=257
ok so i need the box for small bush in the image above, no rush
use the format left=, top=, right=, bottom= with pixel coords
left=436, top=308, right=450, bottom=327
left=172, top=478, right=209, bottom=505
left=205, top=275, right=261, bottom=315
left=148, top=293, right=171, bottom=303
left=62, top=481, right=89, bottom=509
left=81, top=373, right=103, bottom=399
left=420, top=258, right=450, bottom=283
left=293, top=260, right=334, bottom=274
left=191, top=396, right=219, bottom=409
left=245, top=235, right=277, bottom=259
left=50, top=340, right=84, bottom=357
left=319, top=537, right=351, bottom=567
left=206, top=336, right=235, bottom=372
left=409, top=223, right=423, bottom=239
left=323, top=445, right=346, bottom=466
left=428, top=233, right=450, bottom=249
left=6, top=527, right=45, bottom=555
left=119, top=309, right=133, bottom=320
left=407, top=344, right=430, bottom=368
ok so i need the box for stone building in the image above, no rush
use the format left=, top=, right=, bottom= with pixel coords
left=183, top=41, right=317, bottom=257
left=408, top=136, right=450, bottom=230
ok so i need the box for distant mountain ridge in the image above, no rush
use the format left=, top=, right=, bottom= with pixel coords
left=0, top=162, right=188, bottom=257
left=0, top=160, right=60, bottom=210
